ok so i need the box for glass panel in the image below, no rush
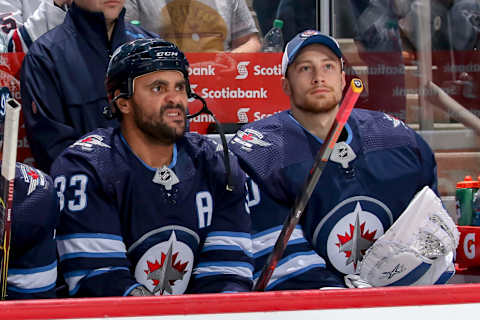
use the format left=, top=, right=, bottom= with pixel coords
left=334, top=0, right=480, bottom=232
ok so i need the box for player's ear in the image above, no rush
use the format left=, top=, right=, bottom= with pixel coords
left=282, top=76, right=291, bottom=96
left=114, top=89, right=131, bottom=115
left=341, top=71, right=346, bottom=91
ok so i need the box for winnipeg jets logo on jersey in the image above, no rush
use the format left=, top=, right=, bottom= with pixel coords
left=19, top=164, right=47, bottom=196
left=337, top=207, right=376, bottom=270
left=71, top=134, right=111, bottom=151
left=313, top=196, right=393, bottom=275
left=231, top=129, right=271, bottom=152
left=330, top=142, right=356, bottom=169
left=383, top=114, right=407, bottom=129
left=135, top=231, right=193, bottom=295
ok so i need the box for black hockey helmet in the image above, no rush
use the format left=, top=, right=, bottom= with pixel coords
left=104, top=38, right=192, bottom=117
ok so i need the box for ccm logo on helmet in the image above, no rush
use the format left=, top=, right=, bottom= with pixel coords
left=156, top=52, right=179, bottom=57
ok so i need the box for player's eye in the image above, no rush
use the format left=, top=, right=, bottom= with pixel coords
left=176, top=83, right=186, bottom=92
left=152, top=85, right=165, bottom=93
left=323, top=63, right=335, bottom=72
left=298, top=65, right=311, bottom=72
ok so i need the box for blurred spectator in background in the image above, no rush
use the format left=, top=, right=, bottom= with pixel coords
left=446, top=0, right=480, bottom=102
left=448, top=0, right=480, bottom=51
left=124, top=0, right=261, bottom=52
left=253, top=0, right=315, bottom=43
left=276, top=0, right=315, bottom=43
left=252, top=0, right=279, bottom=37
left=393, top=0, right=479, bottom=111
left=0, top=0, right=71, bottom=53
left=20, top=0, right=158, bottom=173
left=350, top=0, right=407, bottom=119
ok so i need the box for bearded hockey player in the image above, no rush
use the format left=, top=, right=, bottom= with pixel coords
left=51, top=39, right=253, bottom=297
left=230, top=30, right=458, bottom=289
left=0, top=87, right=59, bottom=299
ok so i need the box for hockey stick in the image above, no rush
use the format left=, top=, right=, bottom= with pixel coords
left=254, top=78, right=364, bottom=291
left=0, top=88, right=21, bottom=300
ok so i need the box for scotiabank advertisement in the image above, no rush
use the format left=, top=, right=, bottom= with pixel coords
left=1, top=51, right=479, bottom=163
left=0, top=52, right=289, bottom=164
left=185, top=52, right=289, bottom=133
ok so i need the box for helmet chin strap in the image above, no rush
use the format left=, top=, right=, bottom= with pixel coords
left=103, top=93, right=129, bottom=120
left=188, top=93, right=234, bottom=192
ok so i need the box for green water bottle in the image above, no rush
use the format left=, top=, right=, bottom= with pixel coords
left=456, top=175, right=479, bottom=225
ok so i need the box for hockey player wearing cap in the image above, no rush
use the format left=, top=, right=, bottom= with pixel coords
left=0, top=88, right=59, bottom=299
left=229, top=30, right=458, bottom=289
left=51, top=39, right=253, bottom=297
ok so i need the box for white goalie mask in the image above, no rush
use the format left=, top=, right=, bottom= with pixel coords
left=345, top=186, right=460, bottom=288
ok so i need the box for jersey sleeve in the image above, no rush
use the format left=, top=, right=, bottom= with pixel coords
left=7, top=165, right=59, bottom=299
left=415, top=132, right=439, bottom=194
left=0, top=0, right=66, bottom=52
left=188, top=149, right=253, bottom=293
left=51, top=152, right=139, bottom=297
left=228, top=117, right=301, bottom=207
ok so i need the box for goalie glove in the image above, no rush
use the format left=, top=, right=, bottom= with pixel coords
left=345, top=186, right=459, bottom=288
left=128, top=285, right=154, bottom=296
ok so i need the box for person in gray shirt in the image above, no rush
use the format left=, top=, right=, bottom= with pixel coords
left=124, top=0, right=261, bottom=52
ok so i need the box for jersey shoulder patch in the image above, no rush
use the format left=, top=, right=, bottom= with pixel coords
left=15, top=163, right=52, bottom=197
left=69, top=129, right=113, bottom=153
left=229, top=111, right=315, bottom=201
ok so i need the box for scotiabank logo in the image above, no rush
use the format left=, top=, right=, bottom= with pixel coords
left=189, top=65, right=215, bottom=76
left=200, top=87, right=268, bottom=99
left=237, top=107, right=250, bottom=123
left=253, top=110, right=282, bottom=120
left=235, top=61, right=250, bottom=80
left=235, top=107, right=283, bottom=122
left=235, top=62, right=282, bottom=80
left=253, top=64, right=282, bottom=76
left=188, top=84, right=198, bottom=102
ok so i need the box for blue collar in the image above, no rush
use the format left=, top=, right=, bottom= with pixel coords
left=287, top=110, right=353, bottom=145
left=119, top=133, right=178, bottom=171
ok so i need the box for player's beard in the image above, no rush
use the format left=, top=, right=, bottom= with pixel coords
left=133, top=102, right=186, bottom=145
left=292, top=89, right=340, bottom=114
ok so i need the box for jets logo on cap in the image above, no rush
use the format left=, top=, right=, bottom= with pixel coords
left=300, top=30, right=321, bottom=38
